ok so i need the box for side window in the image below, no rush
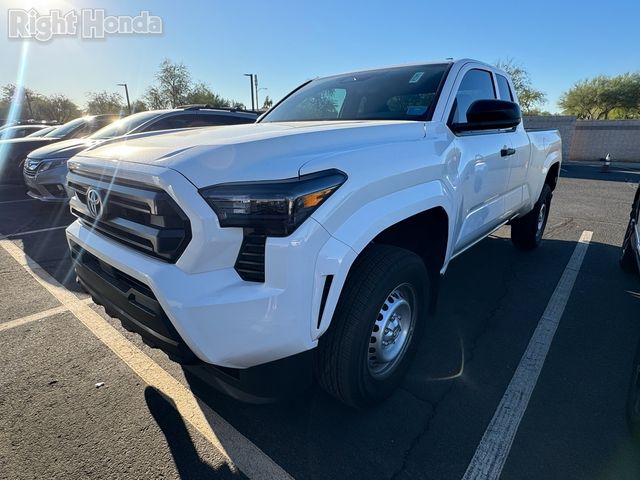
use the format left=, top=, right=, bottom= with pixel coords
left=496, top=74, right=514, bottom=101
left=193, top=114, right=255, bottom=126
left=145, top=114, right=192, bottom=131
left=449, top=69, right=496, bottom=125
left=68, top=123, right=92, bottom=138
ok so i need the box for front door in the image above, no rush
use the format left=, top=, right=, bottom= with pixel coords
left=449, top=68, right=513, bottom=253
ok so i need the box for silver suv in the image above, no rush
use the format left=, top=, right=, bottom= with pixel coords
left=24, top=106, right=257, bottom=202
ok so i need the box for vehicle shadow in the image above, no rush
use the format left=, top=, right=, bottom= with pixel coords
left=562, top=164, right=640, bottom=184
left=3, top=181, right=640, bottom=478
left=171, top=235, right=640, bottom=480
left=144, top=386, right=242, bottom=479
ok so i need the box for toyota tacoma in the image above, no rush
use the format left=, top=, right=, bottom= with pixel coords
left=66, top=59, right=562, bottom=407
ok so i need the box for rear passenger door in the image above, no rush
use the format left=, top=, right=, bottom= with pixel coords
left=448, top=68, right=514, bottom=253
left=495, top=73, right=530, bottom=216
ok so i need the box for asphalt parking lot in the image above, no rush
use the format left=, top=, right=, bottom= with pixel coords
left=1, top=163, right=640, bottom=480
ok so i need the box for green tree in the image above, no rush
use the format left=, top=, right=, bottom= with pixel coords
left=145, top=59, right=192, bottom=108
left=0, top=84, right=38, bottom=121
left=86, top=91, right=125, bottom=115
left=130, top=99, right=148, bottom=113
left=144, top=60, right=245, bottom=111
left=559, top=73, right=640, bottom=119
left=262, top=95, right=273, bottom=109
left=495, top=59, right=546, bottom=114
left=32, top=94, right=81, bottom=123
left=184, top=82, right=230, bottom=108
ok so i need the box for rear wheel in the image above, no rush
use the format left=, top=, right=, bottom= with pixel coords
left=315, top=245, right=429, bottom=408
left=511, top=184, right=552, bottom=250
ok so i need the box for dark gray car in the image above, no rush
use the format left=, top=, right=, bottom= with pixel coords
left=0, top=115, right=118, bottom=184
left=23, top=107, right=258, bottom=202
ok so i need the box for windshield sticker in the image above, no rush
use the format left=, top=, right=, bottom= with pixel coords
left=409, top=72, right=424, bottom=83
left=406, top=106, right=428, bottom=116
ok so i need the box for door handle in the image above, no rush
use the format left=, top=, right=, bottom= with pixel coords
left=501, top=147, right=516, bottom=157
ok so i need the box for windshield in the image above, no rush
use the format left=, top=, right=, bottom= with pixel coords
left=261, top=64, right=449, bottom=123
left=44, top=117, right=86, bottom=138
left=0, top=127, right=21, bottom=139
left=89, top=111, right=161, bottom=139
left=26, top=126, right=56, bottom=137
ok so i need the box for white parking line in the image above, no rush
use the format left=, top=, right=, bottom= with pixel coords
left=0, top=225, right=68, bottom=240
left=0, top=299, right=94, bottom=333
left=0, top=239, right=294, bottom=480
left=462, top=230, right=592, bottom=480
left=0, top=305, right=68, bottom=332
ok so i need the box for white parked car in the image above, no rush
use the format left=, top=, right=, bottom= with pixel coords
left=66, top=59, right=561, bottom=407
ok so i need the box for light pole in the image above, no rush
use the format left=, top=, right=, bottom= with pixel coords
left=254, top=75, right=260, bottom=110
left=117, top=83, right=131, bottom=115
left=244, top=74, right=255, bottom=111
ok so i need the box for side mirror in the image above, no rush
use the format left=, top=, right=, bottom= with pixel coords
left=451, top=99, right=521, bottom=133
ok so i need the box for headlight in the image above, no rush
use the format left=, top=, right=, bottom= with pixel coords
left=39, top=158, right=68, bottom=172
left=199, top=169, right=347, bottom=236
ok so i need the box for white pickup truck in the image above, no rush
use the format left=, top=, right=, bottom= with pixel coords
left=66, top=59, right=561, bottom=407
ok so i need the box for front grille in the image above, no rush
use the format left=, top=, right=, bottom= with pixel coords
left=235, top=231, right=266, bottom=282
left=68, top=169, right=191, bottom=263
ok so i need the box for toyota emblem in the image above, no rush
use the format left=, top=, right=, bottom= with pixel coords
left=86, top=188, right=103, bottom=218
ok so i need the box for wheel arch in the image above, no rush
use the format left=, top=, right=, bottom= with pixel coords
left=545, top=161, right=560, bottom=191
left=313, top=184, right=453, bottom=339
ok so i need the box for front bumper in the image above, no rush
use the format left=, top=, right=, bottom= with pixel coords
left=66, top=216, right=337, bottom=369
left=71, top=240, right=314, bottom=401
left=23, top=165, right=69, bottom=202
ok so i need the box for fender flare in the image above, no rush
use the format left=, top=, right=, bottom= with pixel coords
left=311, top=180, right=454, bottom=339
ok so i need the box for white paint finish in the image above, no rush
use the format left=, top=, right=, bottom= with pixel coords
left=0, top=238, right=293, bottom=480
left=462, top=230, right=593, bottom=480
left=67, top=216, right=324, bottom=368
left=64, top=58, right=562, bottom=371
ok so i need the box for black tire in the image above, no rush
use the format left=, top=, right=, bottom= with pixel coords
left=627, top=342, right=640, bottom=439
left=620, top=197, right=639, bottom=273
left=511, top=184, right=552, bottom=250
left=314, top=245, right=429, bottom=408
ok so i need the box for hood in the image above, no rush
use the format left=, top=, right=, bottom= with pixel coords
left=75, top=121, right=426, bottom=187
left=29, top=138, right=98, bottom=160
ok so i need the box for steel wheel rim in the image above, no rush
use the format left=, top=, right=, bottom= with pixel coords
left=536, top=203, right=547, bottom=240
left=368, top=283, right=417, bottom=379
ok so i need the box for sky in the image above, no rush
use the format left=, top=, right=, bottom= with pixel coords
left=0, top=0, right=638, bottom=113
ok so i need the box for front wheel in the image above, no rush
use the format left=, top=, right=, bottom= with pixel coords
left=511, top=184, right=552, bottom=250
left=314, top=245, right=429, bottom=408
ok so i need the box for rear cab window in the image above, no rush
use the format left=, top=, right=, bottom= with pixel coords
left=496, top=74, right=514, bottom=101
